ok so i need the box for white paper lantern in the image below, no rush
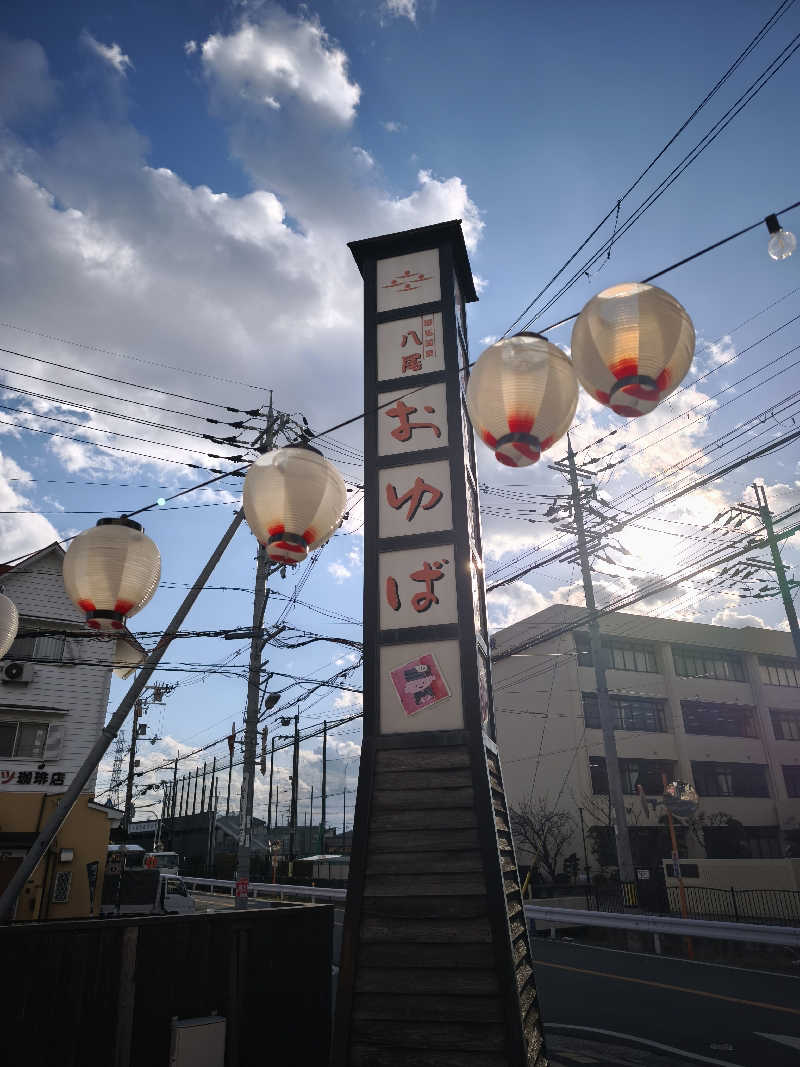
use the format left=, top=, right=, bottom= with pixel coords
left=243, top=445, right=348, bottom=564
left=63, top=518, right=161, bottom=631
left=0, top=592, right=19, bottom=659
left=571, top=282, right=695, bottom=418
left=466, top=333, right=579, bottom=467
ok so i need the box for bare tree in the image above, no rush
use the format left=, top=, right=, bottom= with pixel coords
left=509, top=796, right=576, bottom=883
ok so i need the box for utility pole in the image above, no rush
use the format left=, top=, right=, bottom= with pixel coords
left=200, top=760, right=208, bottom=812
left=121, top=698, right=144, bottom=838
left=320, top=720, right=327, bottom=852
left=169, top=757, right=178, bottom=850
left=564, top=436, right=635, bottom=885
left=267, top=736, right=276, bottom=830
left=753, top=483, right=800, bottom=659
left=309, top=784, right=314, bottom=852
left=235, top=402, right=284, bottom=908
left=226, top=722, right=235, bottom=817
left=288, top=714, right=300, bottom=860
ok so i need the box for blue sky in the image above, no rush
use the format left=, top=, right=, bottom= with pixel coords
left=1, top=0, right=799, bottom=824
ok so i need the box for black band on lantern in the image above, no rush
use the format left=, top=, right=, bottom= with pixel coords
left=608, top=374, right=659, bottom=400
left=765, top=214, right=781, bottom=235
left=96, top=516, right=144, bottom=533
left=494, top=431, right=541, bottom=451
left=86, top=609, right=126, bottom=624
left=267, top=532, right=306, bottom=549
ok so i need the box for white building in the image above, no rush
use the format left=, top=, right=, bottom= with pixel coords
left=0, top=543, right=136, bottom=918
left=491, top=604, right=800, bottom=876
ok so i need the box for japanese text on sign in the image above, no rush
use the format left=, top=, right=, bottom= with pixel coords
left=378, top=313, right=444, bottom=380
left=0, top=769, right=65, bottom=787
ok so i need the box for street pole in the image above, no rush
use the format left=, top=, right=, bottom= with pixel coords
left=226, top=722, right=235, bottom=817
left=0, top=506, right=247, bottom=919
left=754, top=483, right=800, bottom=659
left=169, top=757, right=178, bottom=850
left=192, top=767, right=199, bottom=814
left=288, top=714, right=300, bottom=861
left=121, top=698, right=143, bottom=838
left=565, top=436, right=636, bottom=887
left=578, top=806, right=591, bottom=885
left=320, top=720, right=327, bottom=852
left=309, top=784, right=314, bottom=854
left=267, top=736, right=275, bottom=831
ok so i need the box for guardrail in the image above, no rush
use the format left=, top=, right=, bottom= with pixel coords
left=523, top=902, right=800, bottom=948
left=183, top=876, right=346, bottom=903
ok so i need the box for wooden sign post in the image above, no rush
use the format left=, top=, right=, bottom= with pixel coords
left=333, top=221, right=546, bottom=1066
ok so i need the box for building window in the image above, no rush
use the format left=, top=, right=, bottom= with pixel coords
left=704, top=826, right=781, bottom=859
left=760, top=657, right=800, bottom=688
left=784, top=765, right=800, bottom=798
left=672, top=646, right=745, bottom=682
left=590, top=756, right=675, bottom=795
left=682, top=701, right=757, bottom=738
left=692, top=761, right=769, bottom=798
left=575, top=632, right=659, bottom=673
left=6, top=628, right=66, bottom=663
left=0, top=720, right=49, bottom=759
left=771, top=709, right=800, bottom=741
left=51, top=870, right=72, bottom=904
left=583, top=692, right=667, bottom=732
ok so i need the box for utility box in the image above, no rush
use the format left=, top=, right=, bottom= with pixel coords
left=169, top=1016, right=226, bottom=1067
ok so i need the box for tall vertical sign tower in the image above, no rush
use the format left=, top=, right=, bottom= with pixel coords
left=335, top=221, right=546, bottom=1066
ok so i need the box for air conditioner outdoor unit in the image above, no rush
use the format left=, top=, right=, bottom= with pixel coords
left=1, top=661, right=34, bottom=684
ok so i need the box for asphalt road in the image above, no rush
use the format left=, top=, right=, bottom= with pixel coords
left=532, top=938, right=800, bottom=1067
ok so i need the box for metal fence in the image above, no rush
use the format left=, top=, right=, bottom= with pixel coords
left=584, top=878, right=800, bottom=926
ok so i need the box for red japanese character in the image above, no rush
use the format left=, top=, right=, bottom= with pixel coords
left=401, top=331, right=422, bottom=347
left=386, top=477, right=444, bottom=522
left=386, top=577, right=401, bottom=612
left=401, top=353, right=423, bottom=374
left=386, top=399, right=442, bottom=443
left=410, top=559, right=448, bottom=613
left=0, top=769, right=16, bottom=785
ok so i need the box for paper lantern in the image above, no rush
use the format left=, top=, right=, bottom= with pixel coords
left=465, top=333, right=579, bottom=467
left=243, top=445, right=348, bottom=564
left=63, top=518, right=161, bottom=630
left=0, top=592, right=19, bottom=659
left=571, top=282, right=694, bottom=418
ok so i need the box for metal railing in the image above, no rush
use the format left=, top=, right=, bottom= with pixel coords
left=579, top=879, right=800, bottom=926
left=182, top=876, right=346, bottom=903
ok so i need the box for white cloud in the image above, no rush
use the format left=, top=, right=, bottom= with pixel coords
left=328, top=561, right=352, bottom=583
left=0, top=451, right=61, bottom=563
left=0, top=35, right=58, bottom=122
left=473, top=274, right=488, bottom=294
left=381, top=120, right=404, bottom=133
left=479, top=335, right=497, bottom=346
left=184, top=40, right=198, bottom=56
left=383, top=0, right=418, bottom=22
left=81, top=31, right=134, bottom=76
left=711, top=607, right=768, bottom=629
left=200, top=12, right=361, bottom=123
left=352, top=146, right=375, bottom=168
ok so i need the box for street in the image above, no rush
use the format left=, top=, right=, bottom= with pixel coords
left=532, top=938, right=800, bottom=1067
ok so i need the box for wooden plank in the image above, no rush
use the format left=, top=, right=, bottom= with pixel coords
left=361, top=916, right=493, bottom=944
left=375, top=768, right=473, bottom=791
left=358, top=942, right=496, bottom=969
left=351, top=1019, right=507, bottom=1051
left=361, top=895, right=489, bottom=920
left=353, top=993, right=504, bottom=1023
left=364, top=873, right=486, bottom=897
left=354, top=967, right=500, bottom=996
left=372, top=787, right=475, bottom=811
left=376, top=747, right=471, bottom=773
left=350, top=1045, right=509, bottom=1067
left=366, top=851, right=484, bottom=875
left=371, top=827, right=482, bottom=853
left=369, top=828, right=480, bottom=853
left=371, top=808, right=477, bottom=831
left=113, top=926, right=138, bottom=1067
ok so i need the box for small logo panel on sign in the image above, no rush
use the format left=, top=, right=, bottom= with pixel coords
left=390, top=653, right=451, bottom=716
left=377, top=312, right=444, bottom=380
left=379, top=639, right=464, bottom=734
left=377, top=249, right=440, bottom=312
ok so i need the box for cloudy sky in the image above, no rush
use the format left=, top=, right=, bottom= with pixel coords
left=1, top=0, right=799, bottom=825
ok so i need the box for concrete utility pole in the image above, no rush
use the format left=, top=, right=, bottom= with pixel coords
left=169, top=757, right=178, bottom=850
left=226, top=721, right=235, bottom=816
left=0, top=502, right=246, bottom=919
left=267, top=736, right=276, bottom=830
left=288, top=714, right=300, bottom=860
left=754, top=483, right=800, bottom=660
left=565, top=436, right=636, bottom=885
left=121, top=698, right=144, bottom=838
left=319, top=720, right=327, bottom=852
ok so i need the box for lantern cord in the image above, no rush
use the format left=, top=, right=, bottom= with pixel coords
left=505, top=12, right=800, bottom=336
left=535, top=197, right=800, bottom=336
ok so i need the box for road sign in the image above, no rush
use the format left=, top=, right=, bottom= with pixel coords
left=106, top=853, right=123, bottom=876
left=235, top=878, right=248, bottom=900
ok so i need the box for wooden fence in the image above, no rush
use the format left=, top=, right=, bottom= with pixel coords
left=1, top=903, right=333, bottom=1067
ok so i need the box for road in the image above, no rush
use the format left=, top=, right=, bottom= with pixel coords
left=532, top=937, right=800, bottom=1066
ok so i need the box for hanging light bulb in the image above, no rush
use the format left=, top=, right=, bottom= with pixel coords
left=0, top=592, right=19, bottom=659
left=243, top=445, right=348, bottom=564
left=571, top=282, right=694, bottom=418
left=765, top=214, right=797, bottom=261
left=466, top=333, right=579, bottom=467
left=63, top=517, right=161, bottom=630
